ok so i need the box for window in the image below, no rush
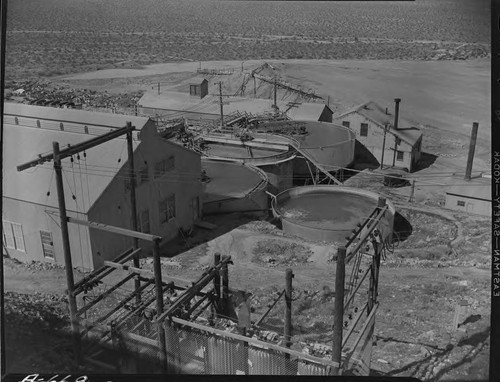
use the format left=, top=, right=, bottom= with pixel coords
left=36, top=120, right=41, bottom=128
left=155, top=156, right=175, bottom=179
left=159, top=194, right=176, bottom=224
left=138, top=166, right=149, bottom=185
left=360, top=123, right=368, bottom=137
left=14, top=117, right=19, bottom=125
left=342, top=121, right=350, bottom=128
left=3, top=221, right=15, bottom=249
left=457, top=200, right=465, bottom=207
left=190, top=85, right=198, bottom=96
left=84, top=125, right=89, bottom=134
left=396, top=150, right=404, bottom=161
left=60, top=122, right=64, bottom=131
left=3, top=221, right=25, bottom=252
left=140, top=210, right=150, bottom=234
left=40, top=231, right=55, bottom=260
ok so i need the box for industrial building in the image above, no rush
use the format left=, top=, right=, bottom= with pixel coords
left=333, top=100, right=423, bottom=172
left=444, top=180, right=491, bottom=216
left=137, top=91, right=333, bottom=122
left=3, top=103, right=203, bottom=270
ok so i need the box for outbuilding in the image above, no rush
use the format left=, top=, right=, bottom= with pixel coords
left=445, top=180, right=491, bottom=216
left=333, top=100, right=423, bottom=172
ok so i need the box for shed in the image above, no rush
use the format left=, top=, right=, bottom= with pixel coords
left=445, top=180, right=491, bottom=216
left=189, top=77, right=209, bottom=99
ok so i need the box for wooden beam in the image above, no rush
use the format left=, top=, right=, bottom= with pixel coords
left=156, top=256, right=232, bottom=322
left=73, top=248, right=141, bottom=296
left=67, top=216, right=162, bottom=242
left=77, top=273, right=136, bottom=317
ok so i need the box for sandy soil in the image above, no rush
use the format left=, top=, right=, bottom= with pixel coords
left=4, top=58, right=491, bottom=380
left=54, top=59, right=490, bottom=142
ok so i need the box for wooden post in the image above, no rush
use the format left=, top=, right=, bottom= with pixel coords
left=126, top=126, right=141, bottom=303
left=380, top=124, right=388, bottom=169
left=273, top=76, right=277, bottom=111
left=214, top=253, right=221, bottom=312
left=332, top=246, right=346, bottom=375
left=392, top=137, right=399, bottom=168
left=284, top=269, right=293, bottom=351
left=253, top=76, right=256, bottom=97
left=153, top=238, right=164, bottom=316
left=157, top=82, right=160, bottom=95
left=221, top=256, right=229, bottom=316
left=409, top=180, right=415, bottom=202
left=218, top=82, right=224, bottom=128
left=53, top=141, right=81, bottom=362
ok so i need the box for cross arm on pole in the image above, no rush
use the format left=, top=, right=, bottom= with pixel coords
left=17, top=124, right=135, bottom=172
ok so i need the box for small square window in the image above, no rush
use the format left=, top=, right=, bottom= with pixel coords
left=396, top=151, right=404, bottom=161
left=342, top=121, right=350, bottom=128
left=360, top=123, right=368, bottom=137
left=457, top=200, right=465, bottom=207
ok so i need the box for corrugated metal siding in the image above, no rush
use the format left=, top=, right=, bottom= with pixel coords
left=297, top=361, right=330, bottom=375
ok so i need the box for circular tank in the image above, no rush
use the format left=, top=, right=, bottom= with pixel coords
left=202, top=137, right=296, bottom=193
left=257, top=120, right=356, bottom=176
left=271, top=185, right=395, bottom=244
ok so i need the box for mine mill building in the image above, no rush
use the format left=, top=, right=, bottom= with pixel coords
left=2, top=103, right=203, bottom=271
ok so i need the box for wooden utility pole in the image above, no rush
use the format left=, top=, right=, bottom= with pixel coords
left=392, top=137, right=399, bottom=168
left=332, top=246, right=346, bottom=375
left=221, top=256, right=229, bottom=316
left=409, top=180, right=415, bottom=203
left=284, top=269, right=293, bottom=350
left=273, top=76, right=278, bottom=111
left=17, top=125, right=136, bottom=365
left=53, top=141, right=81, bottom=362
left=253, top=76, right=256, bottom=97
left=380, top=124, right=388, bottom=169
left=126, top=124, right=141, bottom=302
left=218, top=81, right=224, bottom=128
left=157, top=82, right=160, bottom=95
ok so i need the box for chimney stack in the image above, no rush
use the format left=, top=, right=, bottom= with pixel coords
left=464, top=122, right=479, bottom=181
left=393, top=98, right=401, bottom=130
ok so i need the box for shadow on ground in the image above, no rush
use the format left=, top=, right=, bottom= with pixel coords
left=392, top=211, right=413, bottom=243
left=160, top=212, right=267, bottom=258
left=413, top=152, right=438, bottom=172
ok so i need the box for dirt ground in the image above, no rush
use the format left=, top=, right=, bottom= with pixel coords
left=3, top=59, right=491, bottom=380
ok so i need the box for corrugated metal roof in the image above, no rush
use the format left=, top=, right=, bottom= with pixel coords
left=4, top=102, right=151, bottom=129
left=334, top=101, right=422, bottom=146
left=287, top=103, right=331, bottom=121
left=138, top=91, right=328, bottom=121
left=3, top=122, right=139, bottom=213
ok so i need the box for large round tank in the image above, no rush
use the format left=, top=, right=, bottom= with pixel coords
left=201, top=136, right=296, bottom=193
left=271, top=185, right=395, bottom=244
left=257, top=120, right=356, bottom=176
left=202, top=158, right=268, bottom=214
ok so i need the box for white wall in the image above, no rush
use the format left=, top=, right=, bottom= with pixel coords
left=334, top=112, right=414, bottom=171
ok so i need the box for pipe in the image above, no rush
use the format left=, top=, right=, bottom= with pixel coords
left=465, top=122, right=479, bottom=181
left=393, top=98, right=401, bottom=130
